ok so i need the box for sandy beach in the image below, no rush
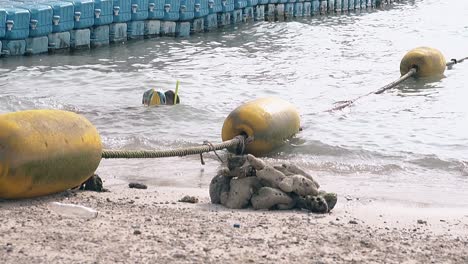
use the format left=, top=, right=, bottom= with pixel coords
left=1, top=176, right=467, bottom=264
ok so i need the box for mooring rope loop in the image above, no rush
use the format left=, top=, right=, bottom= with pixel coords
left=327, top=56, right=468, bottom=112
left=101, top=135, right=249, bottom=160
left=446, top=57, right=468, bottom=67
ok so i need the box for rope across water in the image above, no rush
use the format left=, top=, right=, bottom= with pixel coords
left=101, top=135, right=249, bottom=159
left=327, top=56, right=468, bottom=112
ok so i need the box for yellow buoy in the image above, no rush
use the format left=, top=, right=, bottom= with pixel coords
left=400, top=47, right=446, bottom=78
left=222, top=97, right=301, bottom=156
left=0, top=110, right=102, bottom=199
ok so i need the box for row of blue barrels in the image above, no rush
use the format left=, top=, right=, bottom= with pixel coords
left=0, top=0, right=395, bottom=56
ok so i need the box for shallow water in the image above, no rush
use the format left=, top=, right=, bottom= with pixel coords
left=1, top=0, right=467, bottom=207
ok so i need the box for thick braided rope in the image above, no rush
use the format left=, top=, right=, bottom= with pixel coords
left=101, top=136, right=245, bottom=159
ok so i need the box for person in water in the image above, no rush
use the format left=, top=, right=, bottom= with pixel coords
left=142, top=88, right=180, bottom=106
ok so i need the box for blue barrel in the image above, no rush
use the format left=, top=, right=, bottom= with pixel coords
left=0, top=4, right=30, bottom=40
left=163, top=0, right=179, bottom=21
left=194, top=0, right=208, bottom=18
left=112, top=0, right=132, bottom=23
left=0, top=8, right=7, bottom=38
left=13, top=3, right=52, bottom=37
left=246, top=0, right=258, bottom=7
left=179, top=0, right=194, bottom=21
left=234, top=0, right=247, bottom=9
left=258, top=0, right=268, bottom=4
left=148, top=0, right=164, bottom=19
left=94, top=0, right=113, bottom=25
left=208, top=0, right=222, bottom=14
left=63, top=0, right=95, bottom=29
left=342, top=0, right=348, bottom=11
left=35, top=1, right=74, bottom=33
left=130, top=0, right=148, bottom=20
left=222, top=0, right=234, bottom=12
left=112, top=0, right=131, bottom=22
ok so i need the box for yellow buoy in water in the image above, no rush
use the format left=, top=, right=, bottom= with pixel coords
left=400, top=47, right=446, bottom=78
left=222, top=97, right=301, bottom=156
left=0, top=110, right=102, bottom=199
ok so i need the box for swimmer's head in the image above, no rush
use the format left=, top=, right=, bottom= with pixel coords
left=164, top=90, right=180, bottom=105
left=142, top=88, right=167, bottom=106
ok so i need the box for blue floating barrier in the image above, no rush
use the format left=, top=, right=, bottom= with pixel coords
left=127, top=20, right=144, bottom=38
left=360, top=0, right=366, bottom=9
left=204, top=13, right=216, bottom=30
left=163, top=0, right=179, bottom=21
left=303, top=1, right=310, bottom=16
left=208, top=0, right=222, bottom=14
left=234, top=0, right=247, bottom=9
left=230, top=8, right=242, bottom=23
left=112, top=0, right=131, bottom=22
left=48, top=31, right=71, bottom=49
left=109, top=22, right=127, bottom=42
left=24, top=4, right=52, bottom=37
left=94, top=0, right=113, bottom=25
left=130, top=0, right=149, bottom=20
left=319, top=0, right=326, bottom=14
left=70, top=28, right=90, bottom=48
left=335, top=0, right=341, bottom=12
left=285, top=3, right=294, bottom=19
left=35, top=1, right=75, bottom=33
left=144, top=19, right=160, bottom=36
left=25, top=36, right=48, bottom=54
left=90, top=24, right=109, bottom=46
left=7, top=2, right=52, bottom=37
left=0, top=8, right=5, bottom=38
left=175, top=21, right=189, bottom=36
left=190, top=17, right=203, bottom=32
left=311, top=0, right=319, bottom=15
left=217, top=12, right=230, bottom=26
left=327, top=0, right=334, bottom=13
left=179, top=0, right=194, bottom=21
left=161, top=20, right=175, bottom=35
left=342, top=0, right=348, bottom=11
left=222, top=0, right=234, bottom=12
left=242, top=6, right=253, bottom=22
left=265, top=4, right=274, bottom=21
left=246, top=0, right=257, bottom=7
left=194, top=0, right=208, bottom=18
left=3, top=39, right=26, bottom=55
left=148, top=0, right=164, bottom=19
left=294, top=2, right=303, bottom=17
left=253, top=4, right=264, bottom=21
left=62, top=0, right=95, bottom=29
left=1, top=6, right=30, bottom=40
left=276, top=4, right=285, bottom=20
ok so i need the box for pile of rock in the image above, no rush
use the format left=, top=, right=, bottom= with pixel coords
left=209, top=154, right=337, bottom=213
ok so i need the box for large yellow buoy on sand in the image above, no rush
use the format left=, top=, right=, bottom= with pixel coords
left=400, top=47, right=446, bottom=78
left=0, top=110, right=102, bottom=199
left=222, top=97, right=301, bottom=156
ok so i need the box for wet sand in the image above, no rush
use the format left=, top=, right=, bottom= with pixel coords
left=1, top=177, right=467, bottom=264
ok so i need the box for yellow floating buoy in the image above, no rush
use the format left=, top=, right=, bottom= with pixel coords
left=0, top=110, right=102, bottom=199
left=221, top=97, right=301, bottom=156
left=400, top=47, right=446, bottom=78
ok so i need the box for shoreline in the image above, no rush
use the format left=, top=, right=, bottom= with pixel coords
left=1, top=178, right=467, bottom=263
